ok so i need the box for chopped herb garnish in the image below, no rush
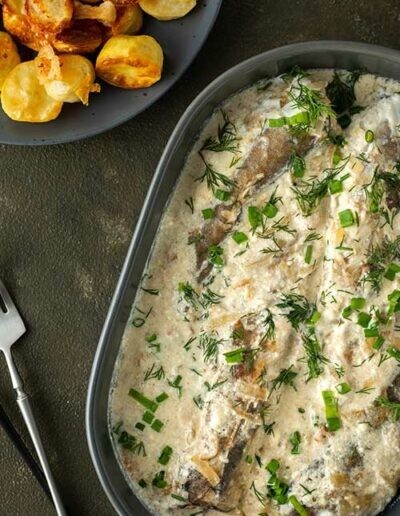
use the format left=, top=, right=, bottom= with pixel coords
left=152, top=470, right=167, bottom=488
left=387, top=346, right=400, bottom=362
left=193, top=395, right=204, bottom=409
left=199, top=332, right=223, bottom=363
left=215, top=189, right=231, bottom=201
left=135, top=422, right=145, bottom=431
left=223, top=347, right=246, bottom=364
left=304, top=231, right=322, bottom=243
left=138, top=479, right=147, bottom=488
left=158, top=445, right=173, bottom=465
left=338, top=208, right=356, bottom=228
left=363, top=236, right=400, bottom=292
left=132, top=305, right=153, bottom=328
left=289, top=431, right=301, bottom=454
left=365, top=129, right=375, bottom=143
left=151, top=419, right=164, bottom=432
left=196, top=153, right=236, bottom=193
left=202, top=208, right=214, bottom=220
left=118, top=431, right=146, bottom=456
left=201, top=110, right=240, bottom=154
left=301, top=329, right=329, bottom=381
left=204, top=379, right=227, bottom=391
left=304, top=244, right=313, bottom=264
left=266, top=459, right=289, bottom=504
left=336, top=382, right=351, bottom=394
left=289, top=495, right=308, bottom=516
left=168, top=375, right=183, bottom=397
left=270, top=365, right=298, bottom=395
left=329, top=179, right=343, bottom=194
left=259, top=308, right=276, bottom=343
left=208, top=244, right=224, bottom=268
left=290, top=152, right=306, bottom=178
left=322, top=390, right=341, bottom=431
left=129, top=389, right=158, bottom=413
left=326, top=70, right=362, bottom=127
left=276, top=293, right=317, bottom=330
left=355, top=386, right=374, bottom=395
left=171, top=493, right=187, bottom=502
left=146, top=333, right=161, bottom=353
left=141, top=287, right=159, bottom=296
left=144, top=363, right=165, bottom=382
left=184, top=336, right=196, bottom=351
left=185, top=197, right=194, bottom=213
left=142, top=411, right=154, bottom=424
left=232, top=231, right=248, bottom=244
left=155, top=392, right=168, bottom=403
left=248, top=206, right=262, bottom=231
left=375, top=396, right=400, bottom=420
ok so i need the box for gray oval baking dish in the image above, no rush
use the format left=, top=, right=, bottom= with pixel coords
left=86, top=41, right=400, bottom=516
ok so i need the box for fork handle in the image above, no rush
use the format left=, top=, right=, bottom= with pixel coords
left=4, top=351, right=67, bottom=516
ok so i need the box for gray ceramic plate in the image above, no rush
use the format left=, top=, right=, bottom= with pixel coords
left=0, top=1, right=222, bottom=146
left=86, top=40, right=400, bottom=515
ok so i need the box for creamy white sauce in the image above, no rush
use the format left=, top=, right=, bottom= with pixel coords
left=110, top=70, right=400, bottom=516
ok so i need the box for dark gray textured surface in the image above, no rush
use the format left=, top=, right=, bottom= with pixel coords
left=0, top=1, right=399, bottom=515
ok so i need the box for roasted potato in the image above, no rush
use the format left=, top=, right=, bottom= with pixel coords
left=95, top=34, right=163, bottom=89
left=2, top=4, right=50, bottom=51
left=106, top=5, right=143, bottom=37
left=138, top=0, right=196, bottom=20
left=54, top=20, right=103, bottom=53
left=0, top=32, right=20, bottom=91
left=1, top=61, right=63, bottom=122
left=35, top=46, right=100, bottom=104
left=74, top=0, right=117, bottom=26
left=25, top=0, right=73, bottom=32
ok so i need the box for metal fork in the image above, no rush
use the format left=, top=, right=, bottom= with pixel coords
left=0, top=280, right=67, bottom=516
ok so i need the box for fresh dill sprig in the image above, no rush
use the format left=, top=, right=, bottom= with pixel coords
left=355, top=386, right=374, bottom=395
left=200, top=110, right=240, bottom=153
left=375, top=396, right=400, bottom=420
left=168, top=375, right=183, bottom=397
left=178, top=282, right=224, bottom=317
left=326, top=70, right=363, bottom=128
left=291, top=157, right=349, bottom=216
left=258, top=216, right=297, bottom=254
left=281, top=66, right=310, bottom=82
left=184, top=197, right=194, bottom=213
left=144, top=363, right=165, bottom=382
left=276, top=293, right=317, bottom=330
left=118, top=430, right=146, bottom=456
left=270, top=365, right=298, bottom=395
left=193, top=395, right=204, bottom=409
left=288, top=81, right=335, bottom=132
left=304, top=231, right=322, bottom=243
left=364, top=167, right=400, bottom=227
left=259, top=308, right=276, bottom=343
left=301, top=329, right=329, bottom=381
left=363, top=235, right=400, bottom=292
left=198, top=332, right=223, bottom=363
left=196, top=152, right=236, bottom=192
left=204, top=379, right=227, bottom=391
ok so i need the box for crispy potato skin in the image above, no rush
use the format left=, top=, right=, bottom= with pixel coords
left=105, top=5, right=143, bottom=37
left=138, top=0, right=196, bottom=20
left=0, top=31, right=21, bottom=90
left=53, top=20, right=103, bottom=53
left=2, top=5, right=51, bottom=51
left=95, top=34, right=163, bottom=89
left=1, top=60, right=63, bottom=122
left=25, top=0, right=74, bottom=33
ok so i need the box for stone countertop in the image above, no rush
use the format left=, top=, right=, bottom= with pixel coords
left=1, top=0, right=399, bottom=514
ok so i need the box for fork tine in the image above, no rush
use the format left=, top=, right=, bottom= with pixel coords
left=0, top=279, right=16, bottom=313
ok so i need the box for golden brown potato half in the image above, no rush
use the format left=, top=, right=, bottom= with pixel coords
left=25, top=0, right=74, bottom=32
left=35, top=46, right=100, bottom=104
left=95, top=34, right=163, bottom=89
left=74, top=0, right=117, bottom=26
left=1, top=0, right=24, bottom=12
left=105, top=5, right=143, bottom=37
left=138, top=0, right=196, bottom=20
left=1, top=61, right=63, bottom=122
left=0, top=32, right=21, bottom=91
left=54, top=20, right=103, bottom=53
left=2, top=5, right=51, bottom=51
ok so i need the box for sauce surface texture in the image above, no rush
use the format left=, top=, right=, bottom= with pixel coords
left=110, top=69, right=400, bottom=516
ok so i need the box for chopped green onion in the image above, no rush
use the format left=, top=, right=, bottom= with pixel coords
left=350, top=297, right=365, bottom=310
left=289, top=495, right=308, bottom=516
left=208, top=244, right=224, bottom=267
left=342, top=306, right=353, bottom=319
left=364, top=327, right=379, bottom=338
left=332, top=150, right=341, bottom=166
left=248, top=206, right=262, bottom=230
left=263, top=202, right=278, bottom=218
left=155, top=392, right=169, bottom=403
left=171, top=493, right=186, bottom=502
left=215, top=189, right=231, bottom=201
left=152, top=471, right=167, bottom=488
left=232, top=231, right=248, bottom=244
left=142, top=411, right=154, bottom=424
left=372, top=335, right=385, bottom=350
left=304, top=244, right=313, bottom=264
left=336, top=382, right=351, bottom=394
left=387, top=347, right=400, bottom=361
left=135, top=422, right=145, bottom=431
left=269, top=117, right=286, bottom=127
left=266, top=458, right=280, bottom=474
left=338, top=209, right=356, bottom=228
left=158, top=446, right=173, bottom=465
left=388, top=290, right=400, bottom=315
left=357, top=312, right=371, bottom=328
left=322, top=390, right=341, bottom=431
left=202, top=208, right=214, bottom=220
left=308, top=311, right=321, bottom=325
left=286, top=112, right=309, bottom=125
left=223, top=348, right=246, bottom=364
left=138, top=479, right=147, bottom=488
left=151, top=419, right=164, bottom=432
left=384, top=262, right=400, bottom=281
left=365, top=129, right=375, bottom=143
left=289, top=431, right=301, bottom=454
left=329, top=179, right=343, bottom=194
left=245, top=455, right=253, bottom=464
left=129, top=389, right=158, bottom=413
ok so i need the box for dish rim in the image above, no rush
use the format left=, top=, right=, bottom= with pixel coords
left=86, top=40, right=400, bottom=515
